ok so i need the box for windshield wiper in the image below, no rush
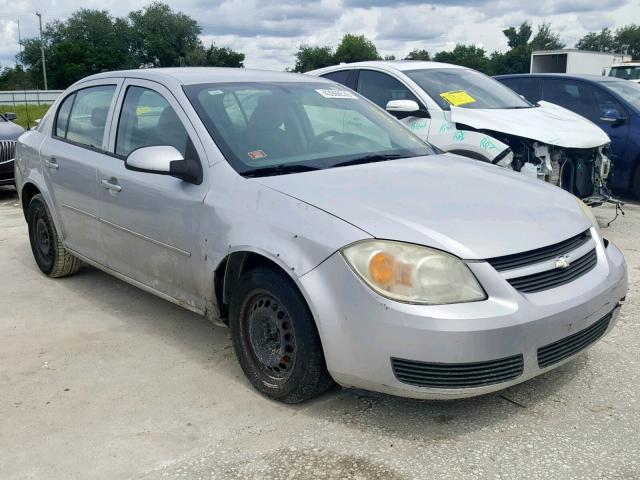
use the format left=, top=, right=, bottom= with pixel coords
left=332, top=153, right=407, bottom=168
left=242, top=164, right=320, bottom=177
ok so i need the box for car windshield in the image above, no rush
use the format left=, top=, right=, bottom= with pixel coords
left=184, top=82, right=433, bottom=176
left=602, top=80, right=640, bottom=110
left=405, top=68, right=533, bottom=110
left=609, top=66, right=640, bottom=80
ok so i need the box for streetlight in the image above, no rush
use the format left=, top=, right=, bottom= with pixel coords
left=35, top=12, right=48, bottom=90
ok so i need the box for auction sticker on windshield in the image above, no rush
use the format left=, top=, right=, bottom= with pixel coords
left=440, top=90, right=476, bottom=106
left=316, top=89, right=358, bottom=99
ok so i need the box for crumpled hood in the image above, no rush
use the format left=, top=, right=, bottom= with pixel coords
left=450, top=101, right=610, bottom=149
left=257, top=155, right=591, bottom=260
left=0, top=121, right=25, bottom=139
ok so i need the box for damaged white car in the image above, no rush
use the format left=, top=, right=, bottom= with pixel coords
left=309, top=61, right=614, bottom=205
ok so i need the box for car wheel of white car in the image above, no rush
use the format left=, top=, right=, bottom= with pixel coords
left=27, top=194, right=82, bottom=277
left=229, top=267, right=333, bottom=403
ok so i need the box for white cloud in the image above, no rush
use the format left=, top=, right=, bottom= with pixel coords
left=0, top=0, right=637, bottom=71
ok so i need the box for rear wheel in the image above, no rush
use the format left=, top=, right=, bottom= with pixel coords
left=27, top=194, right=82, bottom=277
left=229, top=267, right=333, bottom=403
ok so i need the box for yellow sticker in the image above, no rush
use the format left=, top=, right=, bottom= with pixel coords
left=439, top=90, right=476, bottom=106
left=136, top=106, right=152, bottom=115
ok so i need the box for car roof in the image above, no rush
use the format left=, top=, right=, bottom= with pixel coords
left=73, top=67, right=332, bottom=88
left=494, top=73, right=626, bottom=84
left=308, top=60, right=465, bottom=76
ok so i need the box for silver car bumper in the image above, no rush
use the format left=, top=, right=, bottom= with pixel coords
left=299, top=237, right=628, bottom=400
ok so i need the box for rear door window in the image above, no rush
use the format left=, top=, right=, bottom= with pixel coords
left=64, top=85, right=116, bottom=149
left=356, top=70, right=421, bottom=109
left=320, top=70, right=350, bottom=87
left=500, top=77, right=541, bottom=103
left=54, top=93, right=76, bottom=138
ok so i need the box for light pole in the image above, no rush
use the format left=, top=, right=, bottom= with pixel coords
left=35, top=12, right=48, bottom=90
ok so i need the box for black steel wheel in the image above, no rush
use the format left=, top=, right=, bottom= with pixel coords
left=229, top=267, right=333, bottom=403
left=27, top=194, right=81, bottom=277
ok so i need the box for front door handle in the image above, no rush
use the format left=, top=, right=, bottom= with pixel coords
left=100, top=179, right=122, bottom=192
left=44, top=158, right=59, bottom=170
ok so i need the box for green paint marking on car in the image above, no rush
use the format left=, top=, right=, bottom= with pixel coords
left=453, top=130, right=465, bottom=141
left=480, top=137, right=498, bottom=151
left=439, top=121, right=454, bottom=133
left=410, top=119, right=428, bottom=130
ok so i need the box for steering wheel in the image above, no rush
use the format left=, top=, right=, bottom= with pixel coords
left=310, top=130, right=342, bottom=149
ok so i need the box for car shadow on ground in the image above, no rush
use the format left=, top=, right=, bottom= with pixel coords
left=0, top=185, right=17, bottom=202
left=41, top=256, right=587, bottom=443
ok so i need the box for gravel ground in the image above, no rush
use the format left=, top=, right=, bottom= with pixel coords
left=0, top=185, right=638, bottom=480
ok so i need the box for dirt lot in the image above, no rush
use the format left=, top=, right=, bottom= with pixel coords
left=1, top=185, right=638, bottom=480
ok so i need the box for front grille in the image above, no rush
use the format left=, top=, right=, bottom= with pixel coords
left=487, top=230, right=591, bottom=271
left=507, top=248, right=597, bottom=293
left=537, top=311, right=612, bottom=368
left=0, top=140, right=17, bottom=163
left=391, top=354, right=523, bottom=389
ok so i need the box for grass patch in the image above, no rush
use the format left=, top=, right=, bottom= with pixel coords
left=0, top=104, right=51, bottom=129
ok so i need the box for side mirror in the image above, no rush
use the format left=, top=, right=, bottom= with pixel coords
left=600, top=109, right=626, bottom=125
left=386, top=100, right=429, bottom=119
left=4, top=112, right=17, bottom=121
left=125, top=145, right=201, bottom=184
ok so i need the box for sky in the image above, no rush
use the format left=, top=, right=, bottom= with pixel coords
left=0, top=0, right=638, bottom=71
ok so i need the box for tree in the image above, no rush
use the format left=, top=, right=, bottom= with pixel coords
left=334, top=34, right=379, bottom=63
left=490, top=22, right=564, bottom=75
left=129, top=2, right=202, bottom=67
left=205, top=45, right=245, bottom=67
left=293, top=45, right=335, bottom=72
left=530, top=23, right=565, bottom=50
left=615, top=24, right=640, bottom=58
left=0, top=65, right=37, bottom=90
left=576, top=28, right=616, bottom=52
left=19, top=9, right=133, bottom=88
left=404, top=49, right=430, bottom=61
left=434, top=44, right=491, bottom=74
left=502, top=22, right=533, bottom=49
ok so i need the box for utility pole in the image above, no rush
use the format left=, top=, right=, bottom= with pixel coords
left=35, top=12, right=48, bottom=90
left=17, top=20, right=23, bottom=64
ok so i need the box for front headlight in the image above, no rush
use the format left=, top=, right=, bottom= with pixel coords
left=341, top=240, right=486, bottom=305
left=576, top=197, right=601, bottom=237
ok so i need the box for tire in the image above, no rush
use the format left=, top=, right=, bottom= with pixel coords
left=633, top=165, right=640, bottom=201
left=229, top=267, right=333, bottom=403
left=27, top=194, right=82, bottom=277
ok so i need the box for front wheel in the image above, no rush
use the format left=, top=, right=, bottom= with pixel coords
left=27, top=194, right=82, bottom=277
left=229, top=267, right=333, bottom=403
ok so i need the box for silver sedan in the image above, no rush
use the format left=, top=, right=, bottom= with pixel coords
left=14, top=68, right=628, bottom=403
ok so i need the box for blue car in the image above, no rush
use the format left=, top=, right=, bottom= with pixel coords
left=496, top=74, right=640, bottom=199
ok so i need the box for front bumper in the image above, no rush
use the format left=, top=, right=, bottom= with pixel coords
left=0, top=158, right=14, bottom=185
left=299, top=236, right=628, bottom=399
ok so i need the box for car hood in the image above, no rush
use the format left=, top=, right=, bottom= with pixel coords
left=0, top=121, right=25, bottom=139
left=257, top=155, right=591, bottom=260
left=449, top=101, right=609, bottom=149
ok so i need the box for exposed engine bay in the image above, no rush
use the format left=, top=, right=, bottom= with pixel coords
left=475, top=131, right=614, bottom=206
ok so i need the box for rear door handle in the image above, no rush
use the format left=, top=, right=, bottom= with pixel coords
left=100, top=179, right=122, bottom=192
left=44, top=158, right=59, bottom=170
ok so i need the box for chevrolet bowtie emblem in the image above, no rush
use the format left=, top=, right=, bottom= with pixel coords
left=554, top=256, right=571, bottom=269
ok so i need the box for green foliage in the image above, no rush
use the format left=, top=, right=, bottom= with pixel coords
left=613, top=24, right=640, bottom=58
left=576, top=25, right=640, bottom=58
left=404, top=49, right=430, bottom=61
left=0, top=66, right=38, bottom=90
left=0, top=104, right=51, bottom=129
left=293, top=45, right=336, bottom=72
left=502, top=23, right=533, bottom=49
left=530, top=23, right=565, bottom=50
left=129, top=2, right=201, bottom=67
left=334, top=34, right=380, bottom=63
left=576, top=28, right=616, bottom=52
left=17, top=3, right=245, bottom=89
left=434, top=44, right=492, bottom=74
